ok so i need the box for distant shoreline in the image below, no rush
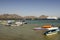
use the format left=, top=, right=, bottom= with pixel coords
left=0, top=17, right=60, bottom=20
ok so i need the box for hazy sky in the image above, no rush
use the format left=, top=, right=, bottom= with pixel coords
left=0, top=0, right=60, bottom=17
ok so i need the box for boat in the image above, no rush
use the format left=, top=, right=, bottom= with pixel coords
left=44, top=29, right=59, bottom=36
left=33, top=24, right=59, bottom=30
left=33, top=24, right=60, bottom=35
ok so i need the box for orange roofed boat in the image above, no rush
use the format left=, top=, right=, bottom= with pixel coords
left=33, top=24, right=59, bottom=30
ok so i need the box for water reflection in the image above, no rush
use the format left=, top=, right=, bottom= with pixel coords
left=43, top=34, right=58, bottom=40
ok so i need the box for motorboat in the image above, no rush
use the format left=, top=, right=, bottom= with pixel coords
left=44, top=29, right=58, bottom=36
left=33, top=24, right=60, bottom=35
left=33, top=24, right=59, bottom=30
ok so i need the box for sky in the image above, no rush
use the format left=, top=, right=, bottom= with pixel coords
left=0, top=0, right=60, bottom=17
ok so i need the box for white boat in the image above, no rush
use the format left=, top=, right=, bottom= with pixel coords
left=33, top=27, right=59, bottom=30
left=45, top=32, right=57, bottom=36
left=33, top=24, right=60, bottom=35
left=44, top=29, right=58, bottom=36
left=33, top=24, right=59, bottom=30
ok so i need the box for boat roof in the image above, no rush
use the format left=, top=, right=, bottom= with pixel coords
left=42, top=24, right=52, bottom=28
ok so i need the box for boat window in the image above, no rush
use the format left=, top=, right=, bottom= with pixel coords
left=45, top=31, right=50, bottom=33
left=51, top=29, right=56, bottom=32
left=44, top=29, right=57, bottom=34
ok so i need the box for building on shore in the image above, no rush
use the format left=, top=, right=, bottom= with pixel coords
left=47, top=16, right=58, bottom=20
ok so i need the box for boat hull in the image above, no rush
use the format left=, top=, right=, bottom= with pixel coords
left=45, top=32, right=58, bottom=36
left=44, top=29, right=59, bottom=36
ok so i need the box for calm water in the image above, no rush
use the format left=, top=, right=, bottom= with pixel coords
left=26, top=20, right=60, bottom=26
left=0, top=20, right=60, bottom=40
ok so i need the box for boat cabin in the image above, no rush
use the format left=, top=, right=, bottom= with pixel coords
left=42, top=24, right=52, bottom=28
